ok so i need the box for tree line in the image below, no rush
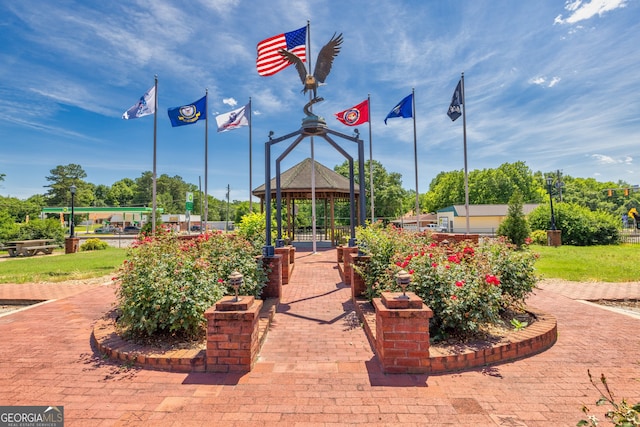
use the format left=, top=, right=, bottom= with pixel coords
left=1, top=161, right=638, bottom=226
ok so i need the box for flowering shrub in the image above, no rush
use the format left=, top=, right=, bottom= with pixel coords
left=115, top=227, right=267, bottom=339
left=80, top=238, right=109, bottom=251
left=355, top=225, right=538, bottom=341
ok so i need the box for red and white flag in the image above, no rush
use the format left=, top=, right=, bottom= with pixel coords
left=256, top=27, right=306, bottom=76
left=335, top=99, right=369, bottom=126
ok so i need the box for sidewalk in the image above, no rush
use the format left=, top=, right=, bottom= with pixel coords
left=0, top=247, right=638, bottom=426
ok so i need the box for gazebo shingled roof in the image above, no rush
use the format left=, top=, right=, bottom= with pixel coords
left=252, top=158, right=358, bottom=200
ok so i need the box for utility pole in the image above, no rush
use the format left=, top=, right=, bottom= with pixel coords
left=556, top=170, right=564, bottom=202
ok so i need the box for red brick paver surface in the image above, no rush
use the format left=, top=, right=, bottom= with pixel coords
left=0, top=247, right=639, bottom=426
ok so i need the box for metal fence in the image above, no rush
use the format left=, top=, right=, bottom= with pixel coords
left=620, top=231, right=640, bottom=244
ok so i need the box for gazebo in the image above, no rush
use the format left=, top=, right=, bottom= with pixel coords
left=252, top=158, right=361, bottom=245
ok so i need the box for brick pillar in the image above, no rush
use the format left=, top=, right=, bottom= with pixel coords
left=351, top=255, right=370, bottom=300
left=260, top=254, right=282, bottom=299
left=342, top=246, right=359, bottom=286
left=274, top=247, right=290, bottom=285
left=547, top=230, right=562, bottom=247
left=373, top=292, right=433, bottom=374
left=288, top=245, right=295, bottom=265
left=204, top=296, right=263, bottom=373
left=337, top=246, right=344, bottom=263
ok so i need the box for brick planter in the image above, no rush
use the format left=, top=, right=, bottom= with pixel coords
left=259, top=254, right=282, bottom=299
left=351, top=255, right=370, bottom=299
left=204, top=296, right=263, bottom=373
left=275, top=247, right=291, bottom=285
left=355, top=299, right=557, bottom=374
left=342, top=246, right=359, bottom=286
left=373, top=292, right=433, bottom=374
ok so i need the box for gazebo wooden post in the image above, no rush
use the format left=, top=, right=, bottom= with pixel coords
left=330, top=194, right=335, bottom=245
left=324, top=198, right=328, bottom=240
left=286, top=194, right=292, bottom=242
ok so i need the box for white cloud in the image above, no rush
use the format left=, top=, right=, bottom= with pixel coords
left=548, top=76, right=561, bottom=87
left=223, top=98, right=238, bottom=107
left=591, top=154, right=633, bottom=165
left=530, top=76, right=546, bottom=85
left=555, top=0, right=628, bottom=24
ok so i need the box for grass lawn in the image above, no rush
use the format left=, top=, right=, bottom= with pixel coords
left=1, top=243, right=638, bottom=284
left=533, top=244, right=640, bottom=282
left=0, top=247, right=128, bottom=283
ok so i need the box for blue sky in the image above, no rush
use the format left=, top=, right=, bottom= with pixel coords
left=1, top=0, right=638, bottom=203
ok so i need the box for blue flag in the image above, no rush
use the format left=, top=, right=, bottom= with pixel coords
left=384, top=94, right=413, bottom=124
left=447, top=79, right=463, bottom=121
left=167, top=96, right=207, bottom=127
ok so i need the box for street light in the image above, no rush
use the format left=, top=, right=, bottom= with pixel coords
left=545, top=177, right=556, bottom=231
left=70, top=184, right=76, bottom=238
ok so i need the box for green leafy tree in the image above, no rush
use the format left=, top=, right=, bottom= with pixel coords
left=497, top=190, right=531, bottom=247
left=106, top=179, right=136, bottom=207
left=334, top=159, right=408, bottom=222
left=424, top=162, right=543, bottom=212
left=0, top=195, right=46, bottom=222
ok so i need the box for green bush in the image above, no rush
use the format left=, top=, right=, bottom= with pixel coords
left=115, top=228, right=267, bottom=339
left=80, top=238, right=109, bottom=251
left=0, top=210, right=20, bottom=244
left=17, top=218, right=65, bottom=245
left=355, top=225, right=538, bottom=341
left=236, top=211, right=276, bottom=249
left=528, top=202, right=620, bottom=245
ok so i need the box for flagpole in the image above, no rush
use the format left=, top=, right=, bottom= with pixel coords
left=411, top=88, right=420, bottom=230
left=367, top=94, right=374, bottom=223
left=461, top=73, right=469, bottom=234
left=248, top=97, right=253, bottom=212
left=307, top=20, right=317, bottom=254
left=204, top=88, right=209, bottom=232
left=152, top=75, right=158, bottom=234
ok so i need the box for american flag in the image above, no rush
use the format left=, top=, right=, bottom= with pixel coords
left=256, top=26, right=306, bottom=76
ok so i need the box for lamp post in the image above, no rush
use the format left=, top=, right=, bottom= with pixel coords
left=545, top=177, right=556, bottom=231
left=70, top=184, right=76, bottom=238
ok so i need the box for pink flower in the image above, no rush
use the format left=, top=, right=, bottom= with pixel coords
left=451, top=295, right=457, bottom=300
left=408, top=269, right=415, bottom=275
left=431, top=262, right=438, bottom=268
left=455, top=281, right=464, bottom=287
left=447, top=254, right=460, bottom=264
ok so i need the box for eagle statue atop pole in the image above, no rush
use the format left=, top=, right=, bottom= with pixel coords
left=279, top=33, right=343, bottom=116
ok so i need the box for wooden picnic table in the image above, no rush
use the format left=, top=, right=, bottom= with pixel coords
left=2, top=239, right=59, bottom=257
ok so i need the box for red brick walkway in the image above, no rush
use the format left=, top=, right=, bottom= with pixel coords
left=0, top=247, right=639, bottom=426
